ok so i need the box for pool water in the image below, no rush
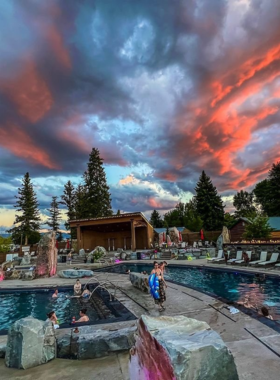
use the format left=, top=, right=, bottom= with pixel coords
left=0, top=284, right=136, bottom=334
left=100, top=264, right=280, bottom=319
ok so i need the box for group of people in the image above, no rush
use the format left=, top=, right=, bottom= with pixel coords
left=47, top=279, right=91, bottom=328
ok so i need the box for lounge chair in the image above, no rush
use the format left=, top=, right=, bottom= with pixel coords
left=258, top=252, right=279, bottom=267
left=234, top=251, right=252, bottom=265
left=249, top=252, right=267, bottom=266
left=227, top=251, right=242, bottom=264
left=207, top=250, right=223, bottom=262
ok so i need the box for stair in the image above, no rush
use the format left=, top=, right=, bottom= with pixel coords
left=160, top=250, right=172, bottom=260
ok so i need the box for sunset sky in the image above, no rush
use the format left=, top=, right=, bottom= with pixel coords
left=0, top=0, right=280, bottom=231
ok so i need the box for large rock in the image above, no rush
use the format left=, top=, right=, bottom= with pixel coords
left=58, top=269, right=94, bottom=278
left=36, top=231, right=57, bottom=277
left=57, top=325, right=136, bottom=360
left=130, top=315, right=239, bottom=380
left=5, top=317, right=56, bottom=369
left=0, top=344, right=6, bottom=358
left=130, top=272, right=149, bottom=293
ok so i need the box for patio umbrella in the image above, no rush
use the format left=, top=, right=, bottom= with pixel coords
left=162, top=232, right=165, bottom=242
left=200, top=229, right=205, bottom=240
left=66, top=239, right=70, bottom=249
left=179, top=231, right=182, bottom=242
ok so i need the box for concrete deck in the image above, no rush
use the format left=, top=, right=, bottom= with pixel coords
left=1, top=260, right=280, bottom=379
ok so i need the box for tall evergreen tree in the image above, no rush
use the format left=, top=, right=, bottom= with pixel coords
left=7, top=172, right=41, bottom=245
left=150, top=210, right=164, bottom=228
left=268, top=161, right=280, bottom=216
left=83, top=148, right=113, bottom=218
left=194, top=171, right=225, bottom=231
left=254, top=179, right=271, bottom=215
left=74, top=184, right=87, bottom=219
left=47, top=196, right=61, bottom=232
left=61, top=180, right=76, bottom=229
left=233, top=190, right=257, bottom=218
left=253, top=162, right=280, bottom=216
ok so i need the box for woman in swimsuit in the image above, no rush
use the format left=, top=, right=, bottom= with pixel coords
left=151, top=261, right=166, bottom=312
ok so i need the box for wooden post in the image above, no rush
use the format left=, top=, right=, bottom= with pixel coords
left=77, top=225, right=81, bottom=252
left=131, top=219, right=136, bottom=251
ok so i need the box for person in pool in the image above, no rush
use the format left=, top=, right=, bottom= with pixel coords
left=77, top=308, right=89, bottom=322
left=81, top=285, right=91, bottom=298
left=47, top=311, right=58, bottom=325
left=52, top=289, right=59, bottom=298
left=261, top=306, right=273, bottom=320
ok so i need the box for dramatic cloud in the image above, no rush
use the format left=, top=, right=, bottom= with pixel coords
left=1, top=0, right=280, bottom=226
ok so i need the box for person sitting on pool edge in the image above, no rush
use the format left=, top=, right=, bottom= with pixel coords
left=77, top=308, right=89, bottom=322
left=81, top=285, right=91, bottom=298
left=74, top=279, right=82, bottom=296
left=52, top=289, right=59, bottom=298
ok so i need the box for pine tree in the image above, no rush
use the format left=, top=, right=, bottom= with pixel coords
left=7, top=172, right=41, bottom=245
left=47, top=196, right=61, bottom=232
left=83, top=148, right=113, bottom=218
left=194, top=171, right=225, bottom=231
left=61, top=180, right=76, bottom=228
left=150, top=210, right=164, bottom=228
left=243, top=215, right=274, bottom=239
left=74, top=184, right=87, bottom=219
left=233, top=190, right=257, bottom=218
left=268, top=161, right=280, bottom=216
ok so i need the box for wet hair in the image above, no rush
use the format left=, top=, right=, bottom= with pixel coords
left=261, top=306, right=269, bottom=317
left=54, top=289, right=58, bottom=293
left=76, top=279, right=80, bottom=282
left=163, top=261, right=168, bottom=265
left=80, top=308, right=87, bottom=315
left=153, top=261, right=158, bottom=265
left=47, top=311, right=55, bottom=318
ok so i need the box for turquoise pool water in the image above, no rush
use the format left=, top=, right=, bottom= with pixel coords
left=100, top=264, right=280, bottom=319
left=0, top=285, right=135, bottom=334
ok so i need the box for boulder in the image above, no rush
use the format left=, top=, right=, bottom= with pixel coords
left=79, top=248, right=86, bottom=257
left=130, top=272, right=149, bottom=293
left=57, top=325, right=136, bottom=360
left=0, top=344, right=6, bottom=358
left=21, top=254, right=31, bottom=266
left=130, top=315, right=239, bottom=380
left=58, top=269, right=94, bottom=278
left=5, top=317, right=56, bottom=369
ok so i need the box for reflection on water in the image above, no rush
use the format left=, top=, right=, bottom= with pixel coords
left=103, top=264, right=280, bottom=319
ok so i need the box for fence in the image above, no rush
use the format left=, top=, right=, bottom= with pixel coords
left=182, top=231, right=221, bottom=245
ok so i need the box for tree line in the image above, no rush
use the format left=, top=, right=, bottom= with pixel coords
left=7, top=147, right=280, bottom=244
left=150, top=162, right=280, bottom=238
left=8, top=148, right=113, bottom=245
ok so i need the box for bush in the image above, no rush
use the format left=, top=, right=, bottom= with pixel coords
left=0, top=236, right=12, bottom=253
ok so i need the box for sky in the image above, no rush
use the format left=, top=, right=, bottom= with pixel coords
left=0, top=0, right=280, bottom=232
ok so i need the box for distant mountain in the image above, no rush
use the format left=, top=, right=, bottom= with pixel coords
left=0, top=232, right=71, bottom=240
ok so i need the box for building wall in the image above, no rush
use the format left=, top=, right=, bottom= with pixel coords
left=230, top=221, right=247, bottom=242
left=82, top=229, right=132, bottom=251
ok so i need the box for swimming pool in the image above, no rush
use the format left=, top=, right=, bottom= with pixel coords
left=0, top=284, right=136, bottom=334
left=98, top=264, right=280, bottom=319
